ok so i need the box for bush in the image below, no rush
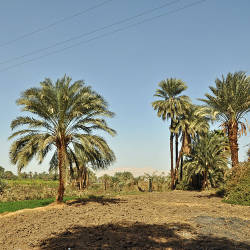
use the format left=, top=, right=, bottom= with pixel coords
left=223, top=162, right=250, bottom=206
left=0, top=179, right=7, bottom=194
left=175, top=180, right=192, bottom=191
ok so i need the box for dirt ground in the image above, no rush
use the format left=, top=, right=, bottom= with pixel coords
left=0, top=191, right=249, bottom=250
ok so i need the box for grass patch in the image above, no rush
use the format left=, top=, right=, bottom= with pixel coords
left=0, top=196, right=78, bottom=214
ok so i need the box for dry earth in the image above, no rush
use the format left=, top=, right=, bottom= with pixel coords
left=0, top=191, right=249, bottom=250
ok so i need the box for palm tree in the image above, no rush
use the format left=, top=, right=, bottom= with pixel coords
left=200, top=71, right=250, bottom=168
left=152, top=78, right=190, bottom=189
left=99, top=174, right=112, bottom=191
left=49, top=141, right=115, bottom=190
left=9, top=75, right=116, bottom=202
left=71, top=144, right=115, bottom=189
left=184, top=132, right=229, bottom=189
left=173, top=105, right=209, bottom=182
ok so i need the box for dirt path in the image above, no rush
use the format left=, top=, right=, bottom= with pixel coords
left=0, top=191, right=249, bottom=249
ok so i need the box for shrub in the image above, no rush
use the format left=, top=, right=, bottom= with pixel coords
left=175, top=180, right=192, bottom=191
left=223, top=162, right=250, bottom=206
left=0, top=179, right=7, bottom=194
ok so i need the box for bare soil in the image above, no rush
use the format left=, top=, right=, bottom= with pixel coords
left=0, top=191, right=249, bottom=249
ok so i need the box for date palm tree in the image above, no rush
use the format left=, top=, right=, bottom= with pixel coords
left=152, top=78, right=190, bottom=189
left=200, top=71, right=250, bottom=168
left=173, top=105, right=209, bottom=183
left=9, top=75, right=116, bottom=202
left=184, top=132, right=229, bottom=189
left=71, top=143, right=115, bottom=189
left=49, top=138, right=115, bottom=190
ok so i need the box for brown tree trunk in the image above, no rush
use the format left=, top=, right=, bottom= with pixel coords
left=170, top=131, right=174, bottom=190
left=180, top=156, right=183, bottom=181
left=175, top=133, right=185, bottom=180
left=83, top=167, right=88, bottom=188
left=183, top=130, right=191, bottom=155
left=175, top=130, right=192, bottom=184
left=175, top=133, right=179, bottom=168
left=228, top=121, right=239, bottom=168
left=56, top=143, right=66, bottom=203
left=202, top=169, right=208, bottom=190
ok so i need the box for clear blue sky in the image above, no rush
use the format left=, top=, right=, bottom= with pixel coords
left=0, top=0, right=249, bottom=174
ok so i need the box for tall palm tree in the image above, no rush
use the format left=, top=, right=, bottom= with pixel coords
left=184, top=132, right=229, bottom=189
left=152, top=78, right=190, bottom=189
left=200, top=71, right=250, bottom=168
left=9, top=75, right=116, bottom=202
left=174, top=105, right=209, bottom=182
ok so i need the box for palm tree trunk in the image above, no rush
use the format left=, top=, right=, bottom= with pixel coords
left=180, top=156, right=183, bottom=181
left=170, top=131, right=174, bottom=190
left=83, top=167, right=88, bottom=188
left=175, top=133, right=179, bottom=168
left=228, top=121, right=239, bottom=168
left=175, top=133, right=185, bottom=180
left=202, top=169, right=208, bottom=190
left=174, top=133, right=179, bottom=185
left=56, top=143, right=66, bottom=203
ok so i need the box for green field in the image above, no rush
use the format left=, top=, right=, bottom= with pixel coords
left=0, top=196, right=80, bottom=214
left=7, top=179, right=58, bottom=187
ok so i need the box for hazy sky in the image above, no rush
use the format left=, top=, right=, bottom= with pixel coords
left=0, top=0, right=249, bottom=175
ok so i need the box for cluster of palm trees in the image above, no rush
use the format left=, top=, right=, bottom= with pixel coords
left=152, top=71, right=250, bottom=189
left=8, top=71, right=249, bottom=201
left=99, top=171, right=135, bottom=192
left=98, top=171, right=168, bottom=192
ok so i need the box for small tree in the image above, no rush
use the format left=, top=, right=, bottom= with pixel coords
left=4, top=170, right=17, bottom=180
left=184, top=132, right=229, bottom=189
left=0, top=166, right=6, bottom=194
left=99, top=174, right=112, bottom=191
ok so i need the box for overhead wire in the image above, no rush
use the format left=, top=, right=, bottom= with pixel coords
left=0, top=0, right=181, bottom=66
left=0, top=0, right=207, bottom=73
left=0, top=0, right=114, bottom=48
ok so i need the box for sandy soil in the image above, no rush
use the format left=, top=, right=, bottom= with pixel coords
left=0, top=191, right=249, bottom=250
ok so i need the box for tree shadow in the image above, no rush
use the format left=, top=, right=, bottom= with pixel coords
left=66, top=195, right=126, bottom=206
left=39, top=222, right=250, bottom=250
left=194, top=192, right=224, bottom=199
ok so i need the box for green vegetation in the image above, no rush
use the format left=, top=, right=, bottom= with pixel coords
left=184, top=131, right=229, bottom=190
left=9, top=75, right=116, bottom=202
left=0, top=71, right=248, bottom=209
left=200, top=71, right=250, bottom=168
left=0, top=196, right=78, bottom=214
left=151, top=71, right=249, bottom=206
left=152, top=78, right=190, bottom=189
left=223, top=162, right=250, bottom=206
left=0, top=179, right=7, bottom=194
left=0, top=178, right=86, bottom=202
left=0, top=198, right=55, bottom=213
left=0, top=171, right=170, bottom=203
left=173, top=104, right=209, bottom=185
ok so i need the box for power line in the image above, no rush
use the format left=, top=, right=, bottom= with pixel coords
left=0, top=0, right=207, bottom=73
left=0, top=0, right=114, bottom=48
left=0, top=0, right=181, bottom=66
